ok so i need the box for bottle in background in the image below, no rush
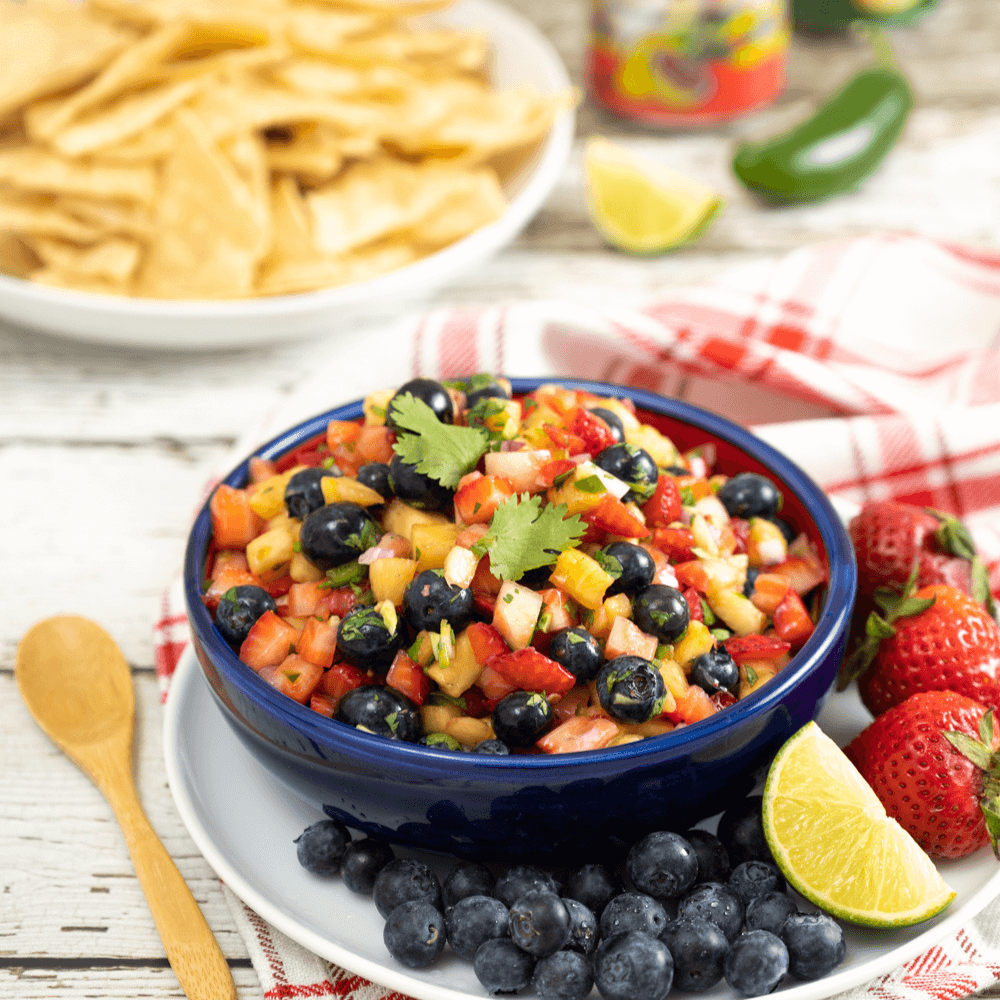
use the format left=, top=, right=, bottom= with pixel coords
left=587, top=0, right=790, bottom=128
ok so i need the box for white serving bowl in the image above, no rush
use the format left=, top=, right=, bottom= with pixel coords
left=0, top=0, right=574, bottom=350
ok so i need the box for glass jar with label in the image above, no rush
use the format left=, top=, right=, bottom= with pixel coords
left=587, top=0, right=790, bottom=128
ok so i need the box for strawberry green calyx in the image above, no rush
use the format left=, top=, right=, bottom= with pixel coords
left=944, top=709, right=1000, bottom=859
left=931, top=510, right=977, bottom=561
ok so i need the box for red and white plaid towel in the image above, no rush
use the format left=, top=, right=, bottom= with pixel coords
left=156, top=231, right=1000, bottom=1000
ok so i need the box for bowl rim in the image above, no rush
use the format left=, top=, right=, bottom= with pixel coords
left=184, top=376, right=857, bottom=771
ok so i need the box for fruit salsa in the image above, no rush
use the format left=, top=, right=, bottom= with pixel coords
left=202, top=376, right=829, bottom=754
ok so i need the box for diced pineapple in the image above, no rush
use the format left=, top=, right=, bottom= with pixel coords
left=363, top=388, right=393, bottom=426
left=381, top=498, right=451, bottom=543
left=587, top=593, right=632, bottom=640
left=707, top=584, right=768, bottom=636
left=409, top=631, right=435, bottom=666
left=248, top=466, right=303, bottom=519
left=320, top=477, right=385, bottom=506
left=605, top=615, right=658, bottom=661
left=369, top=557, right=418, bottom=605
left=658, top=658, right=689, bottom=700
left=246, top=526, right=295, bottom=577
left=624, top=423, right=680, bottom=468
left=421, top=702, right=462, bottom=734
left=493, top=581, right=544, bottom=650
left=739, top=661, right=776, bottom=698
left=520, top=402, right=563, bottom=435
left=616, top=718, right=674, bottom=739
left=412, top=522, right=462, bottom=570
left=692, top=494, right=731, bottom=527
left=443, top=545, right=478, bottom=589
left=445, top=715, right=494, bottom=747
left=700, top=554, right=748, bottom=593
left=289, top=550, right=324, bottom=583
left=550, top=549, right=614, bottom=611
left=476, top=400, right=521, bottom=439
left=607, top=733, right=644, bottom=747
left=426, top=628, right=482, bottom=698
left=747, top=517, right=788, bottom=567
left=673, top=620, right=715, bottom=669
left=690, top=514, right=722, bottom=558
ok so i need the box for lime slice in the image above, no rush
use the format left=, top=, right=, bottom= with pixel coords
left=763, top=721, right=956, bottom=927
left=584, top=138, right=724, bottom=255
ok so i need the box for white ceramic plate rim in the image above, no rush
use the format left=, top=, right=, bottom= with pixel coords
left=0, top=0, right=574, bottom=349
left=164, top=647, right=1000, bottom=1000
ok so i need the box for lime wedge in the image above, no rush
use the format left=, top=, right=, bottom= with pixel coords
left=762, top=721, right=956, bottom=927
left=583, top=138, right=724, bottom=255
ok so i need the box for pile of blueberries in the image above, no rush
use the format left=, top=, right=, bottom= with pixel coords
left=294, top=794, right=847, bottom=999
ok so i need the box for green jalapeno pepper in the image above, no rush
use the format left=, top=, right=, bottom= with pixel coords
left=731, top=47, right=913, bottom=205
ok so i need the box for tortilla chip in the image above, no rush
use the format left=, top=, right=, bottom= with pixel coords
left=58, top=197, right=155, bottom=240
left=0, top=194, right=104, bottom=243
left=0, top=0, right=137, bottom=120
left=407, top=166, right=506, bottom=248
left=133, top=110, right=264, bottom=298
left=30, top=265, right=132, bottom=296
left=283, top=5, right=383, bottom=57
left=0, top=148, right=157, bottom=205
left=29, top=235, right=142, bottom=282
left=0, top=232, right=41, bottom=278
left=264, top=123, right=347, bottom=182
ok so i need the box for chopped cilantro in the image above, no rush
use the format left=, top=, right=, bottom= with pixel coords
left=325, top=560, right=367, bottom=588
left=594, top=550, right=623, bottom=578
left=428, top=691, right=466, bottom=709
left=503, top=592, right=515, bottom=604
left=339, top=607, right=387, bottom=643
left=745, top=665, right=757, bottom=686
left=566, top=631, right=586, bottom=645
left=202, top=576, right=212, bottom=591
left=473, top=502, right=482, bottom=515
left=472, top=493, right=586, bottom=581
left=711, top=628, right=732, bottom=641
left=370, top=404, right=386, bottom=419
left=552, top=468, right=574, bottom=489
left=221, top=587, right=239, bottom=608
left=284, top=671, right=300, bottom=683
left=385, top=711, right=399, bottom=734
left=466, top=397, right=511, bottom=441
left=321, top=457, right=336, bottom=470
left=680, top=486, right=696, bottom=506
left=700, top=599, right=716, bottom=626
left=574, top=475, right=606, bottom=495
left=390, top=394, right=488, bottom=488
left=293, top=540, right=302, bottom=553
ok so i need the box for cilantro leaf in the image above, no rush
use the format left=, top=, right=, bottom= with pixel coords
left=390, top=394, right=488, bottom=489
left=473, top=493, right=586, bottom=581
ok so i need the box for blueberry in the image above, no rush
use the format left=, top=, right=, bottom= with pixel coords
left=743, top=566, right=760, bottom=599
left=728, top=860, right=786, bottom=906
left=677, top=882, right=744, bottom=943
left=299, top=502, right=380, bottom=569
left=445, top=895, right=509, bottom=961
left=593, top=444, right=659, bottom=503
left=494, top=865, right=561, bottom=908
left=442, top=861, right=495, bottom=909
left=465, top=377, right=512, bottom=410
left=294, top=818, right=351, bottom=875
left=383, top=900, right=445, bottom=968
left=472, top=738, right=510, bottom=755
left=372, top=857, right=442, bottom=919
left=532, top=950, right=595, bottom=1000
left=723, top=929, right=788, bottom=996
left=388, top=454, right=453, bottom=511
left=593, top=931, right=674, bottom=1000
left=474, top=937, right=535, bottom=995
left=356, top=462, right=391, bottom=499
left=547, top=627, right=603, bottom=683
left=660, top=916, right=729, bottom=992
left=335, top=684, right=420, bottom=741
left=688, top=645, right=739, bottom=695
left=562, top=898, right=599, bottom=955
left=683, top=829, right=731, bottom=884
left=746, top=891, right=798, bottom=935
left=627, top=831, right=699, bottom=901
left=563, top=862, right=619, bottom=917
left=337, top=607, right=404, bottom=670
left=403, top=569, right=474, bottom=632
left=341, top=839, right=394, bottom=895
left=632, top=585, right=690, bottom=643
left=492, top=691, right=553, bottom=748
left=509, top=890, right=571, bottom=957
left=716, top=473, right=782, bottom=520
left=589, top=407, right=626, bottom=443
left=387, top=377, right=455, bottom=428
left=780, top=912, right=846, bottom=981
left=418, top=732, right=463, bottom=751
left=597, top=656, right=668, bottom=724
left=284, top=466, right=340, bottom=520
left=716, top=795, right=774, bottom=867
left=213, top=584, right=276, bottom=647
left=600, top=892, right=670, bottom=939
left=603, top=542, right=656, bottom=596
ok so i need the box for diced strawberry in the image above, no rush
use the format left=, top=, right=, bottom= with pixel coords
left=770, top=537, right=828, bottom=595
left=582, top=495, right=646, bottom=538
left=536, top=459, right=578, bottom=490
left=683, top=587, right=704, bottom=623
left=536, top=716, right=620, bottom=753
left=571, top=408, right=618, bottom=455
left=287, top=582, right=328, bottom=618
left=642, top=475, right=683, bottom=528
left=673, top=560, right=710, bottom=592
left=326, top=419, right=363, bottom=449
left=248, top=456, right=277, bottom=483
left=454, top=474, right=516, bottom=526
left=210, top=484, right=264, bottom=548
left=551, top=685, right=592, bottom=722
left=386, top=650, right=431, bottom=705
left=711, top=690, right=738, bottom=711
left=355, top=425, right=395, bottom=466
left=536, top=588, right=578, bottom=634
left=456, top=523, right=489, bottom=549
left=239, top=611, right=300, bottom=671
left=275, top=433, right=325, bottom=471
left=749, top=573, right=792, bottom=616
left=263, top=575, right=295, bottom=598
left=666, top=685, right=717, bottom=725
left=321, top=585, right=364, bottom=618
left=298, top=617, right=339, bottom=668
left=487, top=648, right=576, bottom=696
left=309, top=692, right=337, bottom=718
left=202, top=550, right=261, bottom=611
left=773, top=590, right=815, bottom=646
left=474, top=593, right=498, bottom=617
left=723, top=634, right=791, bottom=665
left=461, top=686, right=490, bottom=718
left=652, top=527, right=697, bottom=562
left=478, top=663, right=518, bottom=702
left=471, top=555, right=504, bottom=597
left=318, top=661, right=369, bottom=703
left=263, top=654, right=323, bottom=703
left=542, top=424, right=586, bottom=454
left=466, top=622, right=511, bottom=664
left=730, top=518, right=750, bottom=555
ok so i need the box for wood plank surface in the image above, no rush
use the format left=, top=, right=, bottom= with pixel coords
left=3, top=1, right=1000, bottom=997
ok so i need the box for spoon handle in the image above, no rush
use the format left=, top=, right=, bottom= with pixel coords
left=101, top=769, right=237, bottom=1000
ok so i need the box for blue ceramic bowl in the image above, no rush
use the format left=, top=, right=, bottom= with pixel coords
left=184, top=377, right=856, bottom=863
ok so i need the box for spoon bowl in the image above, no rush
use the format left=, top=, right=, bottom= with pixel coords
left=16, top=615, right=236, bottom=1000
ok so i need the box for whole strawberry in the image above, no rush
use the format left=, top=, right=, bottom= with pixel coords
left=844, top=690, right=1000, bottom=860
left=854, top=584, right=1000, bottom=716
left=848, top=500, right=979, bottom=599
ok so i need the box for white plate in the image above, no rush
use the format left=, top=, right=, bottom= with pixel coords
left=0, top=0, right=574, bottom=350
left=164, top=647, right=1000, bottom=1000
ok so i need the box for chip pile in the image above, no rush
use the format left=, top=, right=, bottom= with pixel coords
left=0, top=0, right=570, bottom=298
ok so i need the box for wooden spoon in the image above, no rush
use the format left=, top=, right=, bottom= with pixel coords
left=16, top=615, right=237, bottom=1000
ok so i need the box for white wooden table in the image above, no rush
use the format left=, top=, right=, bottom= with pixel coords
left=3, top=2, right=1000, bottom=997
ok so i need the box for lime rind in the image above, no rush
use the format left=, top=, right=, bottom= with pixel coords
left=763, top=721, right=956, bottom=928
